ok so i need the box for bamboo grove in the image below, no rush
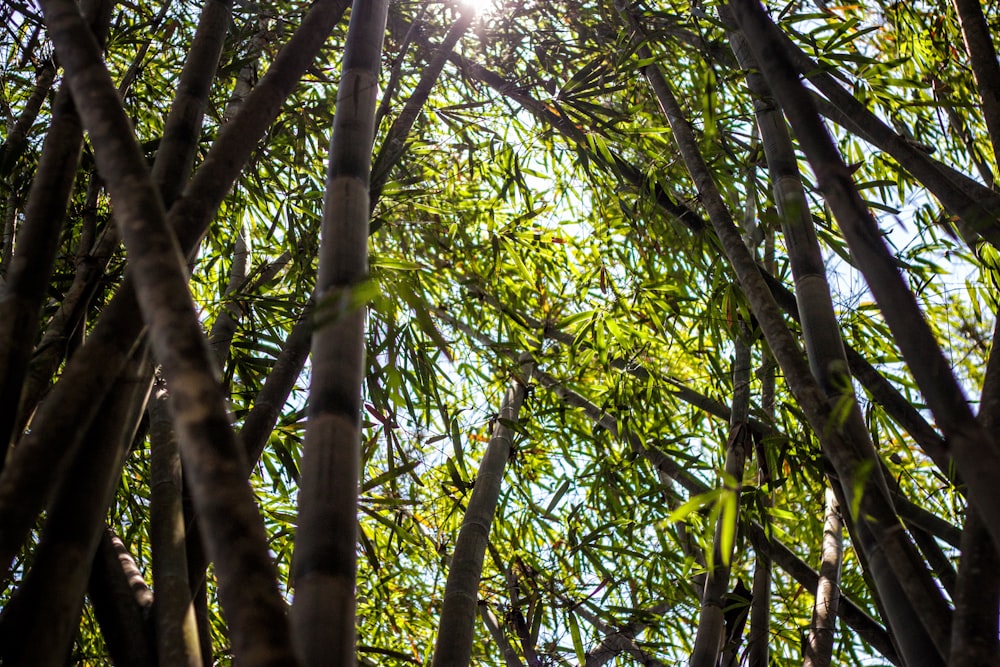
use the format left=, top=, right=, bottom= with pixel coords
left=1, top=0, right=999, bottom=664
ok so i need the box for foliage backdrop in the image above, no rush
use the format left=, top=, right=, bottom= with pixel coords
left=0, top=0, right=998, bottom=665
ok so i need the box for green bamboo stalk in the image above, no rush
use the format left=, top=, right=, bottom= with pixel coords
left=291, top=2, right=388, bottom=664
left=432, top=357, right=533, bottom=667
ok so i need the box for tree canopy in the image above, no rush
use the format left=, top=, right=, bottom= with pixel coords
left=1, top=0, right=998, bottom=665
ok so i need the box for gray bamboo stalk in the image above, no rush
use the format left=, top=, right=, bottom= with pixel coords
left=291, top=1, right=387, bottom=664
left=374, top=2, right=429, bottom=132
left=207, top=222, right=250, bottom=367
left=432, top=356, right=533, bottom=667
left=480, top=601, right=526, bottom=667
left=622, top=3, right=951, bottom=661
left=689, top=338, right=751, bottom=667
left=804, top=486, right=843, bottom=667
left=0, top=60, right=55, bottom=176
left=0, top=349, right=151, bottom=664
left=746, top=233, right=775, bottom=667
left=580, top=601, right=668, bottom=667
left=239, top=304, right=312, bottom=467
left=728, top=0, right=1000, bottom=561
left=369, top=6, right=474, bottom=205
left=0, top=0, right=351, bottom=581
left=115, top=0, right=174, bottom=97
left=149, top=379, right=203, bottom=667
left=35, top=0, right=295, bottom=663
left=0, top=0, right=112, bottom=462
left=951, top=0, right=1000, bottom=163
left=88, top=531, right=156, bottom=666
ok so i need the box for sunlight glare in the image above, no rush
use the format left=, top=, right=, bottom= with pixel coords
left=458, top=0, right=501, bottom=17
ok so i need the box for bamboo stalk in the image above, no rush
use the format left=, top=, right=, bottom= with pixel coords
left=291, top=2, right=388, bottom=664
left=432, top=356, right=533, bottom=667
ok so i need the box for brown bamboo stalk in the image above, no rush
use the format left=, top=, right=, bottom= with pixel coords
left=0, top=60, right=55, bottom=176
left=151, top=0, right=234, bottom=208
left=0, top=0, right=112, bottom=463
left=728, top=0, right=1000, bottom=566
left=0, top=0, right=351, bottom=581
left=480, top=601, right=526, bottom=667
left=291, top=1, right=388, bottom=664
left=34, top=0, right=295, bottom=662
left=432, top=356, right=533, bottom=667
left=951, top=317, right=1000, bottom=665
left=951, top=0, right=1000, bottom=163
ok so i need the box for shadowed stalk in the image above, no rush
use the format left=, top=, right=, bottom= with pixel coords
left=0, top=0, right=351, bottom=583
left=0, top=60, right=55, bottom=177
left=951, top=316, right=1000, bottom=665
left=432, top=355, right=533, bottom=667
left=0, top=349, right=151, bottom=664
left=34, top=0, right=296, bottom=662
left=480, top=601, right=526, bottom=667
left=88, top=531, right=156, bottom=666
left=149, top=379, right=203, bottom=667
left=727, top=0, right=1000, bottom=566
left=291, top=1, right=388, bottom=664
left=0, top=0, right=112, bottom=466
